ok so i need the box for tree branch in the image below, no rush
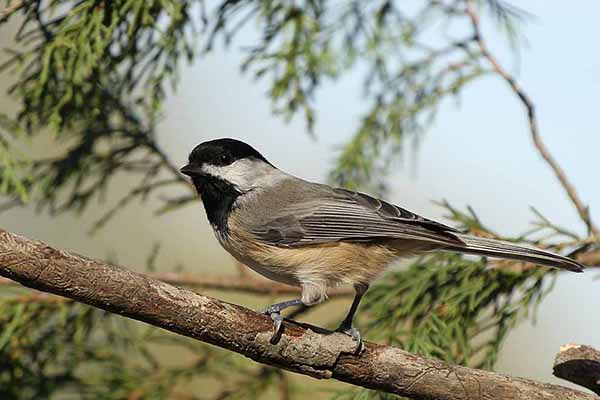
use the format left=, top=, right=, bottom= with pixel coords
left=554, top=344, right=600, bottom=394
left=465, top=0, right=598, bottom=236
left=0, top=271, right=354, bottom=296
left=0, top=228, right=595, bottom=399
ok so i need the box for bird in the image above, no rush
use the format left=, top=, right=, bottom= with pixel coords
left=180, top=138, right=585, bottom=350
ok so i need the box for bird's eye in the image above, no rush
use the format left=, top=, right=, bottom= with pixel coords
left=220, top=153, right=230, bottom=164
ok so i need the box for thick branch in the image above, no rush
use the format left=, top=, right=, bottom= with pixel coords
left=0, top=228, right=594, bottom=400
left=465, top=1, right=598, bottom=235
left=0, top=272, right=354, bottom=296
left=554, top=344, right=600, bottom=394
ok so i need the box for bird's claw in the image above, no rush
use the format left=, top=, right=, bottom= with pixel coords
left=257, top=307, right=284, bottom=344
left=336, top=325, right=364, bottom=354
left=269, top=312, right=284, bottom=343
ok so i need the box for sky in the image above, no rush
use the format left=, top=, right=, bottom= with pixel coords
left=1, top=0, right=599, bottom=390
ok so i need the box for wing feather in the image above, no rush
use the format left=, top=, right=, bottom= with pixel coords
left=250, top=185, right=463, bottom=247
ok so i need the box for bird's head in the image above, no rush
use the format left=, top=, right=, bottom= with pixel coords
left=180, top=138, right=276, bottom=195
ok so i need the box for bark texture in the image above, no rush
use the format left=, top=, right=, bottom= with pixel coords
left=554, top=344, right=600, bottom=395
left=0, top=228, right=595, bottom=400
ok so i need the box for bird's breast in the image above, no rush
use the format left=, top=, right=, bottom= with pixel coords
left=213, top=226, right=302, bottom=286
left=214, top=215, right=403, bottom=289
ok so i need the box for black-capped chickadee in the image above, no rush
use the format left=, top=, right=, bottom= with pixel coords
left=180, top=138, right=584, bottom=348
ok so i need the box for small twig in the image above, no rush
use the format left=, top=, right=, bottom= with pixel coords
left=577, top=249, right=600, bottom=268
left=0, top=0, right=24, bottom=24
left=143, top=139, right=190, bottom=188
left=0, top=198, right=23, bottom=213
left=89, top=178, right=183, bottom=234
left=465, top=0, right=598, bottom=236
left=529, top=206, right=582, bottom=240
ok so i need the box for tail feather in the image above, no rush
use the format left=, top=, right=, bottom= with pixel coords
left=445, top=233, right=585, bottom=272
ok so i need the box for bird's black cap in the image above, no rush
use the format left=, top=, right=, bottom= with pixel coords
left=180, top=138, right=271, bottom=176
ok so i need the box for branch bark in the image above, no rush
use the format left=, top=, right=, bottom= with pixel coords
left=0, top=271, right=354, bottom=296
left=0, top=227, right=595, bottom=400
left=554, top=344, right=600, bottom=394
left=465, top=1, right=599, bottom=236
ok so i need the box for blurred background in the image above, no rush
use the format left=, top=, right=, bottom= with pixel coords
left=1, top=0, right=599, bottom=398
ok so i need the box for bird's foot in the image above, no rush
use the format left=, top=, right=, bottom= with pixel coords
left=336, top=324, right=364, bottom=354
left=258, top=304, right=278, bottom=315
left=267, top=312, right=284, bottom=344
left=257, top=299, right=303, bottom=344
left=257, top=306, right=285, bottom=344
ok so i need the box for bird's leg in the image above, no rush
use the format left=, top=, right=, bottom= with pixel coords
left=336, top=284, right=368, bottom=353
left=257, top=298, right=303, bottom=343
left=258, top=282, right=327, bottom=344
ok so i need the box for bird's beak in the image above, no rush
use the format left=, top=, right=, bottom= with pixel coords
left=179, top=163, right=204, bottom=177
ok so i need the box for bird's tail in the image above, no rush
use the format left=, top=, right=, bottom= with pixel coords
left=444, top=233, right=585, bottom=272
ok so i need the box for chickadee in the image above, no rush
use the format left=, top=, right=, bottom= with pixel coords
left=180, top=138, right=584, bottom=348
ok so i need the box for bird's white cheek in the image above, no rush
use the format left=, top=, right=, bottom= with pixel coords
left=202, top=161, right=256, bottom=190
left=202, top=160, right=286, bottom=191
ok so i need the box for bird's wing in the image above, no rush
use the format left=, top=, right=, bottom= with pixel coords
left=250, top=187, right=464, bottom=247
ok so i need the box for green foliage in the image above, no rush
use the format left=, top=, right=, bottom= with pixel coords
left=0, top=139, right=29, bottom=202
left=0, top=297, right=166, bottom=398
left=0, top=0, right=194, bottom=216
left=0, top=289, right=326, bottom=400
left=7, top=0, right=194, bottom=132
left=0, top=291, right=278, bottom=400
left=0, top=114, right=30, bottom=202
left=362, top=255, right=554, bottom=369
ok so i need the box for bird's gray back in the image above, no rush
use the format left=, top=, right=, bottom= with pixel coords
left=231, top=176, right=463, bottom=248
left=233, top=176, right=332, bottom=227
